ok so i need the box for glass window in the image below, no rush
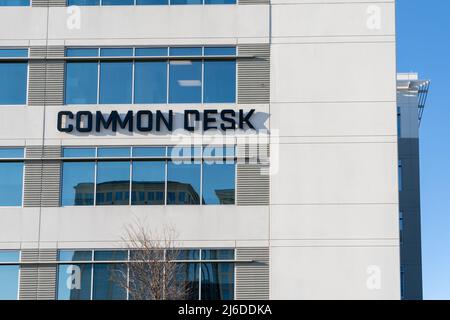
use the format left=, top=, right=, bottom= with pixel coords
left=169, top=47, right=202, bottom=56
left=0, top=49, right=28, bottom=57
left=175, top=263, right=200, bottom=300
left=203, top=59, right=236, bottom=103
left=96, top=161, right=130, bottom=205
left=99, top=61, right=133, bottom=104
left=167, top=162, right=201, bottom=205
left=0, top=148, right=24, bottom=158
left=169, top=60, right=202, bottom=103
left=202, top=163, right=235, bottom=205
left=57, top=264, right=92, bottom=300
left=66, top=48, right=99, bottom=57
left=204, top=47, right=236, bottom=56
left=92, top=263, right=127, bottom=300
left=0, top=0, right=29, bottom=6
left=203, top=145, right=235, bottom=158
left=100, top=48, right=133, bottom=57
left=94, top=250, right=128, bottom=261
left=204, top=0, right=236, bottom=3
left=0, top=251, right=20, bottom=300
left=101, top=0, right=134, bottom=5
left=132, top=147, right=166, bottom=157
left=132, top=161, right=165, bottom=205
left=63, top=147, right=96, bottom=158
left=61, top=162, right=95, bottom=206
left=68, top=0, right=100, bottom=5
left=135, top=48, right=168, bottom=56
left=65, top=62, right=98, bottom=104
left=201, top=262, right=234, bottom=300
left=136, top=0, right=168, bottom=4
left=0, top=152, right=23, bottom=206
left=201, top=249, right=234, bottom=260
left=98, top=147, right=130, bottom=157
left=134, top=61, right=167, bottom=104
left=58, top=250, right=93, bottom=262
left=168, top=146, right=202, bottom=158
left=0, top=50, right=27, bottom=104
left=170, top=0, right=202, bottom=4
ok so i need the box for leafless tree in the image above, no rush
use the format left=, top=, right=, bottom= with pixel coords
left=114, top=222, right=192, bottom=300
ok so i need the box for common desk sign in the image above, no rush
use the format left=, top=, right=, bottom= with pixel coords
left=57, top=109, right=256, bottom=133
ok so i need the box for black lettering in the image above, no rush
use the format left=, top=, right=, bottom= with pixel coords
left=239, top=109, right=256, bottom=130
left=156, top=110, right=173, bottom=131
left=220, top=109, right=236, bottom=131
left=57, top=111, right=74, bottom=132
left=203, top=109, right=218, bottom=131
left=96, top=111, right=133, bottom=132
left=184, top=110, right=200, bottom=132
left=76, top=111, right=93, bottom=132
left=136, top=110, right=153, bottom=132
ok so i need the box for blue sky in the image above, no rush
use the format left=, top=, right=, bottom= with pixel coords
left=396, top=0, right=450, bottom=299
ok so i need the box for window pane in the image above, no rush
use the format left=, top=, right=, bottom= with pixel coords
left=101, top=0, right=134, bottom=5
left=137, top=0, right=168, bottom=4
left=201, top=263, right=234, bottom=300
left=94, top=250, right=128, bottom=261
left=100, top=48, right=133, bottom=57
left=202, top=163, right=235, bottom=205
left=204, top=47, right=236, bottom=56
left=59, top=250, right=92, bottom=262
left=169, top=47, right=202, bottom=56
left=66, top=48, right=99, bottom=57
left=62, top=148, right=96, bottom=158
left=68, top=0, right=99, bottom=5
left=170, top=0, right=202, bottom=5
left=168, top=146, right=202, bottom=158
left=134, top=61, right=167, bottom=104
left=0, top=162, right=23, bottom=206
left=57, top=264, right=92, bottom=300
left=93, top=264, right=127, bottom=300
left=0, top=148, right=24, bottom=158
left=170, top=249, right=200, bottom=260
left=65, top=62, right=98, bottom=104
left=0, top=251, right=20, bottom=262
left=0, top=62, right=27, bottom=105
left=98, top=147, right=131, bottom=157
left=0, top=266, right=19, bottom=300
left=169, top=60, right=202, bottom=103
left=205, top=0, right=236, bottom=4
left=96, top=161, right=130, bottom=205
left=133, top=147, right=166, bottom=157
left=132, top=161, right=165, bottom=205
left=0, top=49, right=28, bottom=57
left=204, top=60, right=236, bottom=103
left=135, top=48, right=168, bottom=56
left=201, top=249, right=234, bottom=260
left=203, top=145, right=235, bottom=158
left=167, top=162, right=200, bottom=205
left=175, top=263, right=199, bottom=300
left=62, top=162, right=95, bottom=206
left=99, top=62, right=132, bottom=104
left=0, top=0, right=29, bottom=6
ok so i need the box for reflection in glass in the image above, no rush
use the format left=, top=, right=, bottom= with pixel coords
left=201, top=263, right=234, bottom=300
left=201, top=249, right=234, bottom=260
left=96, top=161, right=130, bottom=205
left=202, top=163, right=235, bottom=205
left=176, top=263, right=200, bottom=300
left=99, top=62, right=133, bottom=104
left=132, top=161, right=165, bottom=205
left=167, top=162, right=201, bottom=204
left=67, top=0, right=99, bottom=5
left=98, top=147, right=131, bottom=157
left=0, top=162, right=23, bottom=206
left=62, top=148, right=96, bottom=158
left=0, top=266, right=19, bottom=300
left=101, top=0, right=134, bottom=5
left=65, top=62, right=98, bottom=104
left=58, top=250, right=92, bottom=262
left=62, top=162, right=95, bottom=206
left=0, top=62, right=27, bottom=105
left=169, top=60, right=202, bottom=103
left=133, top=147, right=166, bottom=157
left=203, top=60, right=236, bottom=103
left=134, top=61, right=167, bottom=103
left=93, top=263, right=127, bottom=300
left=57, top=264, right=92, bottom=300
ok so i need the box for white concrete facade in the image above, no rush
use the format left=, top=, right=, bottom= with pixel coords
left=0, top=0, right=400, bottom=299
